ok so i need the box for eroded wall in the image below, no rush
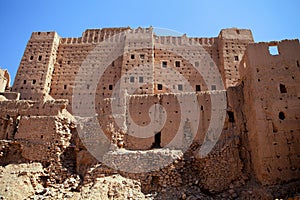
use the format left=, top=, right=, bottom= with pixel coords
left=240, top=39, right=300, bottom=185
left=0, top=69, right=10, bottom=92
left=12, top=32, right=60, bottom=100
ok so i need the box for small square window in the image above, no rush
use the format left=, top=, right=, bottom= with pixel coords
left=32, top=79, right=36, bottom=84
left=130, top=76, right=135, bottom=83
left=157, top=84, right=163, bottom=90
left=269, top=46, right=279, bottom=55
left=234, top=56, right=239, bottom=61
left=196, top=85, right=201, bottom=91
left=178, top=84, right=183, bottom=91
left=195, top=61, right=199, bottom=67
left=211, top=85, right=216, bottom=90
left=139, top=77, right=144, bottom=83
left=109, top=85, right=113, bottom=90
left=162, top=61, right=167, bottom=68
left=175, top=61, right=180, bottom=67
left=23, top=80, right=27, bottom=84
left=131, top=54, right=135, bottom=59
left=64, top=85, right=67, bottom=89
left=140, top=54, right=145, bottom=59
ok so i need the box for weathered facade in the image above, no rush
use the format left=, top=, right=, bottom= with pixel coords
left=0, top=27, right=299, bottom=199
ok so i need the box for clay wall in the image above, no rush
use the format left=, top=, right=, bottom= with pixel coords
left=218, top=28, right=254, bottom=88
left=240, top=39, right=300, bottom=184
left=0, top=69, right=10, bottom=92
left=124, top=92, right=227, bottom=150
left=153, top=36, right=213, bottom=94
left=0, top=99, right=69, bottom=140
left=12, top=32, right=60, bottom=100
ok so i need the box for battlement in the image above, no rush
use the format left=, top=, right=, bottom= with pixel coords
left=30, top=31, right=60, bottom=40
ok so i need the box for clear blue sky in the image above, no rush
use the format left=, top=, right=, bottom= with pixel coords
left=0, top=0, right=299, bottom=83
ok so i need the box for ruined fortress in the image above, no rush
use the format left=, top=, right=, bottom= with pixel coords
left=0, top=27, right=299, bottom=199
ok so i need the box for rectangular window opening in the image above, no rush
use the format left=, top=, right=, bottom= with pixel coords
left=23, top=80, right=26, bottom=84
left=140, top=54, right=145, bottom=59
left=175, top=61, right=180, bottom=67
left=38, top=55, right=42, bottom=61
left=64, top=85, right=67, bottom=89
left=234, top=56, right=239, bottom=61
left=109, top=85, right=113, bottom=90
left=131, top=54, right=135, bottom=59
left=157, top=84, right=163, bottom=90
left=178, top=84, right=183, bottom=91
left=196, top=85, right=201, bottom=92
left=139, top=76, right=144, bottom=83
left=269, top=46, right=279, bottom=55
left=162, top=61, right=167, bottom=68
left=211, top=85, right=216, bottom=90
left=130, top=76, right=135, bottom=83
left=32, top=79, right=36, bottom=84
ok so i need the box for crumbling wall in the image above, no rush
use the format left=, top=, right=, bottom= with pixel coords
left=0, top=99, right=76, bottom=184
left=0, top=68, right=9, bottom=92
left=240, top=39, right=300, bottom=185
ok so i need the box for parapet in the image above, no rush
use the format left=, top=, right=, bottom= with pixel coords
left=30, top=31, right=60, bottom=41
left=0, top=99, right=69, bottom=118
left=240, top=39, right=300, bottom=77
left=218, top=28, right=254, bottom=41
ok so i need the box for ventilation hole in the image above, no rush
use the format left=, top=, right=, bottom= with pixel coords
left=279, top=112, right=285, bottom=120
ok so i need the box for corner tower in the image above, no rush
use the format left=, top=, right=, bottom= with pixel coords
left=12, top=32, right=60, bottom=100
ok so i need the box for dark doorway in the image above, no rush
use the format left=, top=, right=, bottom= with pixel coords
left=151, top=132, right=161, bottom=149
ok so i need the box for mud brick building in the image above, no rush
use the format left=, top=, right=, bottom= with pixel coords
left=0, top=27, right=299, bottom=199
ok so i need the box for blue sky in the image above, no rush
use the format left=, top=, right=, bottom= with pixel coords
left=0, top=0, right=299, bottom=82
